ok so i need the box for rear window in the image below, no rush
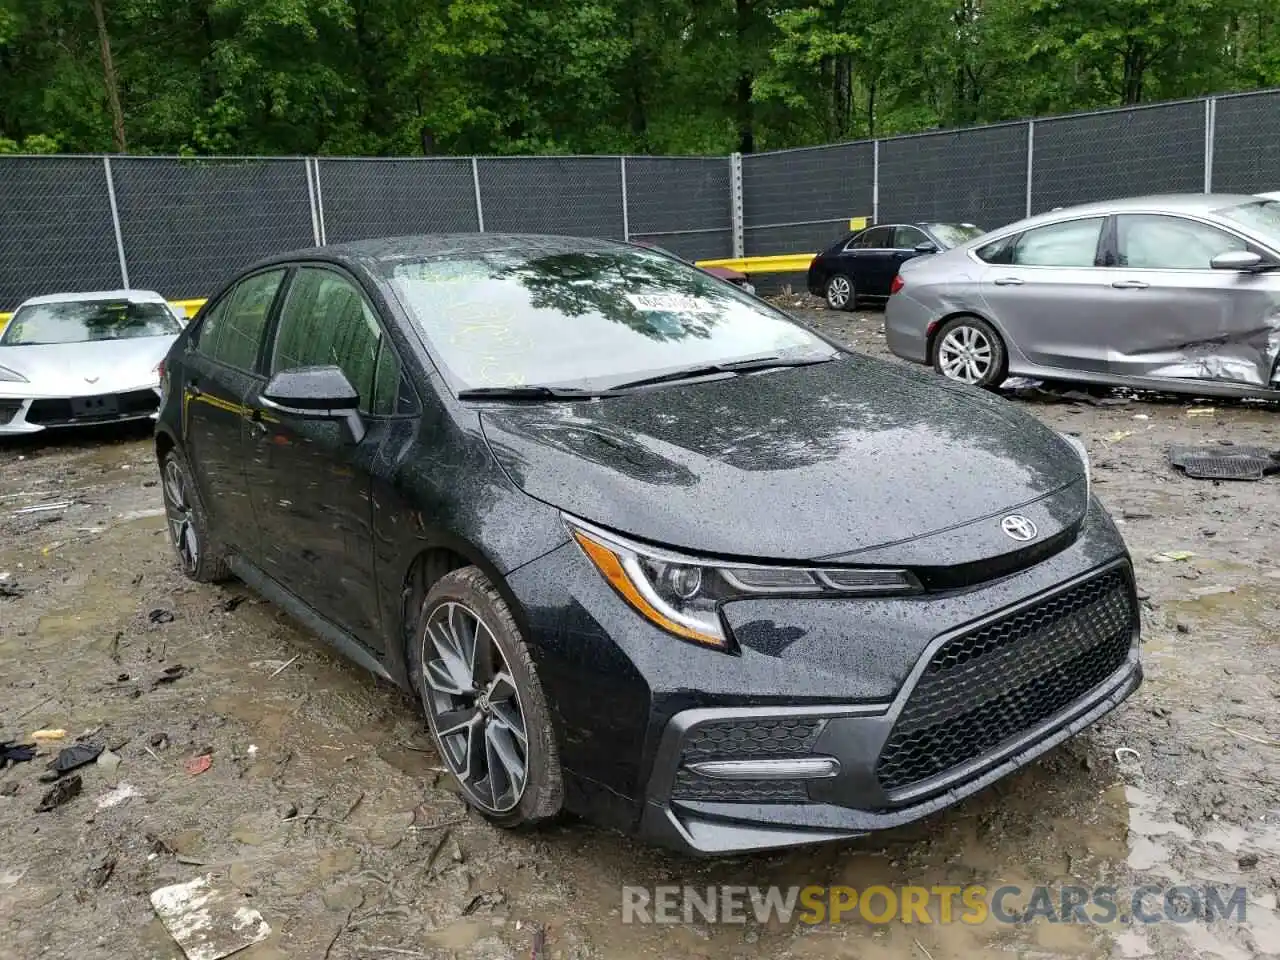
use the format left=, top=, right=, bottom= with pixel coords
left=0, top=300, right=181, bottom=346
left=926, top=223, right=985, bottom=248
left=386, top=243, right=831, bottom=392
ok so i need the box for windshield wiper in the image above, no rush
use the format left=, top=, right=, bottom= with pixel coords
left=456, top=385, right=614, bottom=401
left=608, top=353, right=836, bottom=392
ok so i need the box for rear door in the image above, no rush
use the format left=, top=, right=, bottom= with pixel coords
left=182, top=269, right=286, bottom=554
left=243, top=265, right=409, bottom=646
left=1104, top=213, right=1280, bottom=384
left=837, top=226, right=897, bottom=297
left=974, top=216, right=1117, bottom=373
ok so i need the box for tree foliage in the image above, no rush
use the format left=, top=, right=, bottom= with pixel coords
left=1, top=0, right=1278, bottom=155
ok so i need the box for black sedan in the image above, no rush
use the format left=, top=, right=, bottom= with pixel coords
left=808, top=222, right=985, bottom=310
left=154, top=234, right=1140, bottom=855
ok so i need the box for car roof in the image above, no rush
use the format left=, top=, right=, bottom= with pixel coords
left=18, top=289, right=169, bottom=308
left=1018, top=193, right=1264, bottom=226
left=247, top=233, right=629, bottom=275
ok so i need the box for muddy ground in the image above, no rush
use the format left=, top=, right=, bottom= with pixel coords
left=1, top=302, right=1278, bottom=960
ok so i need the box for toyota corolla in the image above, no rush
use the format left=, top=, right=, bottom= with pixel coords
left=154, top=235, right=1141, bottom=855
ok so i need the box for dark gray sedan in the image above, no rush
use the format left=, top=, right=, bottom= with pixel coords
left=885, top=194, right=1280, bottom=398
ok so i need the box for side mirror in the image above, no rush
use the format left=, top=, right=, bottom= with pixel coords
left=1210, top=250, right=1264, bottom=271
left=914, top=241, right=939, bottom=254
left=260, top=365, right=365, bottom=443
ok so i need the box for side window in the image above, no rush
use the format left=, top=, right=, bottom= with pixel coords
left=1116, top=215, right=1247, bottom=269
left=858, top=227, right=892, bottom=249
left=272, top=267, right=399, bottom=415
left=194, top=297, right=229, bottom=355
left=893, top=226, right=929, bottom=249
left=199, top=270, right=285, bottom=370
left=975, top=235, right=1014, bottom=264
left=1010, top=218, right=1105, bottom=268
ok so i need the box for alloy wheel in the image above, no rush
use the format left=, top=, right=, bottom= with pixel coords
left=421, top=601, right=529, bottom=813
left=826, top=275, right=851, bottom=309
left=937, top=324, right=993, bottom=384
left=162, top=460, right=200, bottom=574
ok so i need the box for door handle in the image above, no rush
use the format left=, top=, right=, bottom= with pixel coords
left=993, top=277, right=1023, bottom=286
left=1111, top=279, right=1150, bottom=289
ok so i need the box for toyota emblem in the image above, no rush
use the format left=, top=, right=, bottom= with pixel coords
left=1001, top=515, right=1038, bottom=542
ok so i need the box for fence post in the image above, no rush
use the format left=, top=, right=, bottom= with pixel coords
left=872, top=140, right=880, bottom=224
left=471, top=157, right=485, bottom=232
left=620, top=157, right=630, bottom=241
left=1025, top=120, right=1035, bottom=218
left=312, top=159, right=328, bottom=245
left=102, top=156, right=130, bottom=289
left=1204, top=98, right=1216, bottom=193
left=730, top=152, right=744, bottom=258
left=305, top=159, right=321, bottom=247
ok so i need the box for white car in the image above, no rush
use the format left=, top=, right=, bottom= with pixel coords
left=0, top=290, right=183, bottom=435
left=1257, top=191, right=1280, bottom=202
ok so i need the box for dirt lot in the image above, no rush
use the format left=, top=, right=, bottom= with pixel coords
left=1, top=303, right=1278, bottom=960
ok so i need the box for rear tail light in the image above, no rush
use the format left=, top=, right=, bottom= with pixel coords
left=890, top=275, right=905, bottom=295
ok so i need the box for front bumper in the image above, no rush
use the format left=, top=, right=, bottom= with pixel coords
left=0, top=386, right=161, bottom=435
left=509, top=498, right=1140, bottom=855
left=638, top=560, right=1141, bottom=854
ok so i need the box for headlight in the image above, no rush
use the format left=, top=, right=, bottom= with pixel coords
left=1060, top=433, right=1092, bottom=501
left=0, top=364, right=27, bottom=383
left=567, top=518, right=922, bottom=651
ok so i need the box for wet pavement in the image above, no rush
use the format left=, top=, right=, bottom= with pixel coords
left=1, top=302, right=1278, bottom=959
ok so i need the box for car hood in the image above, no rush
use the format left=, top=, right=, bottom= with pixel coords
left=0, top=336, right=174, bottom=398
left=479, top=356, right=1089, bottom=563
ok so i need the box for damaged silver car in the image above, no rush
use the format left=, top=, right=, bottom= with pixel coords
left=885, top=194, right=1280, bottom=398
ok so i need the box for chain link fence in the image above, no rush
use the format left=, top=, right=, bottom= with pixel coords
left=2, top=88, right=1280, bottom=310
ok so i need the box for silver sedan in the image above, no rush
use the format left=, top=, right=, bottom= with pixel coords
left=0, top=290, right=183, bottom=435
left=884, top=194, right=1280, bottom=399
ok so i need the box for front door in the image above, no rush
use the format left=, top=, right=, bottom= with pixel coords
left=243, top=265, right=405, bottom=647
left=182, top=269, right=287, bottom=554
left=1104, top=213, right=1280, bottom=385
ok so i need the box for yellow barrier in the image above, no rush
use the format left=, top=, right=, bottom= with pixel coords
left=695, top=253, right=816, bottom=274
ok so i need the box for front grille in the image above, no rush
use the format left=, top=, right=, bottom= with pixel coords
left=0, top=399, right=22, bottom=424
left=876, top=569, right=1135, bottom=793
left=671, top=717, right=824, bottom=803
left=26, top=390, right=158, bottom=426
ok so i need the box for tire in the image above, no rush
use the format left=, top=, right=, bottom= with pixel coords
left=407, top=566, right=563, bottom=828
left=160, top=449, right=231, bottom=583
left=825, top=273, right=855, bottom=311
left=932, top=315, right=1007, bottom=389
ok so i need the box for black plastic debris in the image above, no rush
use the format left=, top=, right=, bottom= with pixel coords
left=1, top=741, right=36, bottom=768
left=1168, top=445, right=1280, bottom=481
left=217, top=595, right=246, bottom=613
left=50, top=742, right=103, bottom=776
left=152, top=665, right=186, bottom=687
left=148, top=608, right=175, bottom=624
left=0, top=581, right=23, bottom=600
left=36, top=773, right=82, bottom=812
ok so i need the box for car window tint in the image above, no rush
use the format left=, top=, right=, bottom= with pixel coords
left=1011, top=218, right=1104, bottom=267
left=272, top=267, right=395, bottom=415
left=1116, top=214, right=1247, bottom=269
left=371, top=338, right=404, bottom=414
left=893, top=226, right=929, bottom=249
left=193, top=296, right=229, bottom=355
left=858, top=227, right=892, bottom=248
left=202, top=270, right=284, bottom=370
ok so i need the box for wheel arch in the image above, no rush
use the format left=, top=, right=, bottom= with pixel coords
left=395, top=535, right=538, bottom=689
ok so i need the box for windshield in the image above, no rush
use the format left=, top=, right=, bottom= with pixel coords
left=926, top=223, right=986, bottom=248
left=1, top=300, right=182, bottom=346
left=1214, top=200, right=1280, bottom=245
left=387, top=244, right=833, bottom=392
